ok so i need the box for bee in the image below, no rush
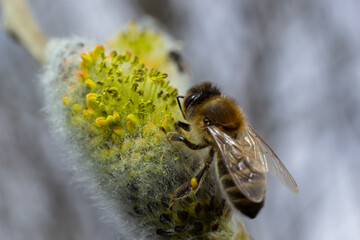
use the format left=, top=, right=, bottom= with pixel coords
left=164, top=82, right=299, bottom=218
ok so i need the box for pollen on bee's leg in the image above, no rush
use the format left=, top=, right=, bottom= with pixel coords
left=191, top=177, right=199, bottom=191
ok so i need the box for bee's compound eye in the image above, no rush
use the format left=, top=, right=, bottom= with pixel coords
left=204, top=118, right=211, bottom=126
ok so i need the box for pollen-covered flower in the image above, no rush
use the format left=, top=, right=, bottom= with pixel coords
left=40, top=23, right=251, bottom=240
left=108, top=21, right=189, bottom=94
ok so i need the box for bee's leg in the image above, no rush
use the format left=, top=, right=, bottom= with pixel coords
left=169, top=149, right=214, bottom=210
left=175, top=121, right=190, bottom=132
left=161, top=121, right=206, bottom=150
left=169, top=160, right=210, bottom=210
left=166, top=132, right=207, bottom=150
left=161, top=126, right=206, bottom=150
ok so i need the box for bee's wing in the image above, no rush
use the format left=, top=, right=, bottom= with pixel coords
left=206, top=125, right=267, bottom=203
left=247, top=125, right=299, bottom=194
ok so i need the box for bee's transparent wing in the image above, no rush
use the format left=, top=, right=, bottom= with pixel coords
left=247, top=125, right=299, bottom=194
left=206, top=125, right=267, bottom=203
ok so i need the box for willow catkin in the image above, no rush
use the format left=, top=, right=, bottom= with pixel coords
left=40, top=22, right=251, bottom=240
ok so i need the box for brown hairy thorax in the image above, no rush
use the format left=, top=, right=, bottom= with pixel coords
left=200, top=96, right=246, bottom=137
left=183, top=82, right=247, bottom=140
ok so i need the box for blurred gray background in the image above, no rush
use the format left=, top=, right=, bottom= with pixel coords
left=1, top=0, right=359, bottom=239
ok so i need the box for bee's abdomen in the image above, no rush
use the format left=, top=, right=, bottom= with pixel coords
left=217, top=158, right=264, bottom=218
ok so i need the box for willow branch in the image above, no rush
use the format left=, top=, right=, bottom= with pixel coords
left=1, top=0, right=48, bottom=64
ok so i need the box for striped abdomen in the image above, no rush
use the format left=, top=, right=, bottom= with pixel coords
left=216, top=156, right=265, bottom=218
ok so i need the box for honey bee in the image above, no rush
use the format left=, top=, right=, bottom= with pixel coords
left=164, top=82, right=299, bottom=218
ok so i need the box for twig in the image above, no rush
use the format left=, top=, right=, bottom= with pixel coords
left=1, top=0, right=48, bottom=64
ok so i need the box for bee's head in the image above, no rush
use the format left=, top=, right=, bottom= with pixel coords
left=179, top=82, right=221, bottom=119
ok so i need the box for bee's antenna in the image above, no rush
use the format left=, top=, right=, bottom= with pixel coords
left=176, top=96, right=185, bottom=119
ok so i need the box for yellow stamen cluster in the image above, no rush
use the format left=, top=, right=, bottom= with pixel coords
left=108, top=21, right=168, bottom=69
left=63, top=45, right=178, bottom=154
